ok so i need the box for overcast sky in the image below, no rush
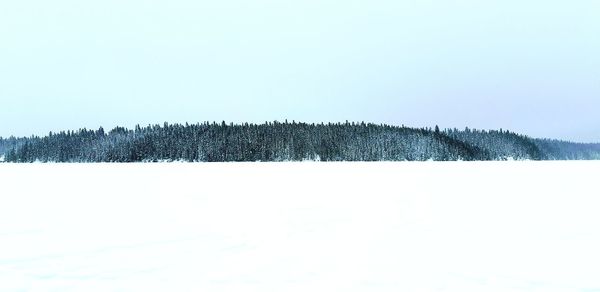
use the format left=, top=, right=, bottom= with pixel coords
left=1, top=0, right=598, bottom=142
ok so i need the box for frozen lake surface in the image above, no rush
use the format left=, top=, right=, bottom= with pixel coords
left=1, top=162, right=599, bottom=291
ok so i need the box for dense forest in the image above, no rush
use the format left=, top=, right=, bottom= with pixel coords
left=1, top=121, right=599, bottom=162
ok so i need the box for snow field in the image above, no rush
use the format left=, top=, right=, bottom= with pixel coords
left=1, top=161, right=599, bottom=291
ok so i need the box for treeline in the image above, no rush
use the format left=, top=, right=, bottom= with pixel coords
left=1, top=121, right=599, bottom=162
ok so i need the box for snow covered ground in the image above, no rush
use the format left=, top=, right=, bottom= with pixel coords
left=1, top=162, right=599, bottom=291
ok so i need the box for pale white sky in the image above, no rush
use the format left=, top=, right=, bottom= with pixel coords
left=1, top=0, right=599, bottom=142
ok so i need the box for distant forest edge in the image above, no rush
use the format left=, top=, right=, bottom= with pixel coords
left=1, top=121, right=599, bottom=162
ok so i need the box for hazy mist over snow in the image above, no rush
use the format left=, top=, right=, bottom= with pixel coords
left=1, top=0, right=599, bottom=141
